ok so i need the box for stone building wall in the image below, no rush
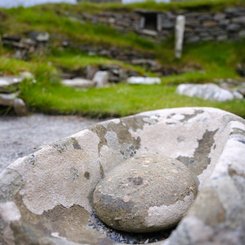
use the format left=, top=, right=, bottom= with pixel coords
left=81, top=6, right=245, bottom=43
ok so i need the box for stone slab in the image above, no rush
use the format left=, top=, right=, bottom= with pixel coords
left=0, top=107, right=244, bottom=245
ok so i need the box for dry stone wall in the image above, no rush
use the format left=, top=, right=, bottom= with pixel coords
left=81, top=6, right=245, bottom=43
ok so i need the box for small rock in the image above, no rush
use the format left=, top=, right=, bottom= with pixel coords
left=0, top=76, right=23, bottom=92
left=127, top=76, right=161, bottom=85
left=227, top=23, right=240, bottom=32
left=13, top=98, right=28, bottom=116
left=217, top=35, right=228, bottom=41
left=237, top=87, right=245, bottom=97
left=238, top=30, right=245, bottom=38
left=0, top=76, right=22, bottom=87
left=176, top=83, right=243, bottom=101
left=162, top=20, right=174, bottom=29
left=93, top=155, right=198, bottom=233
left=214, top=13, right=226, bottom=21
left=29, top=31, right=50, bottom=42
left=20, top=71, right=34, bottom=80
left=232, top=16, right=245, bottom=24
left=93, top=71, right=109, bottom=87
left=236, top=63, right=245, bottom=77
left=202, top=20, right=217, bottom=27
left=186, top=36, right=200, bottom=43
left=0, top=93, right=28, bottom=116
left=131, top=59, right=161, bottom=70
left=140, top=29, right=158, bottom=36
left=62, top=78, right=95, bottom=88
left=85, top=66, right=98, bottom=80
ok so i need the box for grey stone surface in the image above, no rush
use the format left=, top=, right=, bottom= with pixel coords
left=0, top=107, right=245, bottom=244
left=0, top=114, right=99, bottom=172
left=93, top=155, right=198, bottom=233
left=176, top=83, right=243, bottom=101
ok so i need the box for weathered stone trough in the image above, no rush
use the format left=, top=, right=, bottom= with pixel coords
left=0, top=107, right=245, bottom=245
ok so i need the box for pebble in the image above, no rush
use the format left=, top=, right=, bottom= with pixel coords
left=93, top=155, right=198, bottom=233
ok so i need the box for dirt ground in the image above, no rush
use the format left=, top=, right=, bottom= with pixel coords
left=0, top=114, right=100, bottom=172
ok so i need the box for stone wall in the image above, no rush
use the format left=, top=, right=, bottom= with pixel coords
left=81, top=6, right=245, bottom=43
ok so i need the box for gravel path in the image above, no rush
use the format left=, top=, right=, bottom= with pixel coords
left=0, top=114, right=100, bottom=172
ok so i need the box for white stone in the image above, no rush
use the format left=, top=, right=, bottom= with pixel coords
left=175, top=15, right=186, bottom=59
left=35, top=32, right=50, bottom=42
left=127, top=76, right=161, bottom=85
left=92, top=71, right=109, bottom=87
left=0, top=76, right=22, bottom=88
left=62, top=78, right=95, bottom=88
left=176, top=83, right=243, bottom=101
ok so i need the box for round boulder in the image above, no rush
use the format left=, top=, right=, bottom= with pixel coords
left=93, top=155, right=199, bottom=233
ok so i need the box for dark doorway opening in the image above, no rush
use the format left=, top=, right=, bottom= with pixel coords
left=143, top=13, right=158, bottom=31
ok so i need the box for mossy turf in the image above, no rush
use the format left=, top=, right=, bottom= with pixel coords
left=0, top=1, right=245, bottom=118
left=19, top=81, right=245, bottom=118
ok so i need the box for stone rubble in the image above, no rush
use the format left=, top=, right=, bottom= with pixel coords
left=80, top=7, right=245, bottom=43
left=1, top=32, right=49, bottom=59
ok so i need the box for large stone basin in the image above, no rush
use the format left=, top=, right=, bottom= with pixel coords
left=0, top=107, right=245, bottom=245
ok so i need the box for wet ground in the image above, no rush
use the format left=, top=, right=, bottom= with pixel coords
left=0, top=114, right=100, bottom=172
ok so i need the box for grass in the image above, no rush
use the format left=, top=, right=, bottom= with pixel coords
left=123, top=0, right=245, bottom=11
left=0, top=2, right=244, bottom=118
left=20, top=81, right=245, bottom=118
left=32, top=0, right=245, bottom=13
left=1, top=39, right=244, bottom=118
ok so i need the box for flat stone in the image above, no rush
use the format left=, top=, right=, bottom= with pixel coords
left=176, top=83, right=243, bottom=101
left=140, top=29, right=158, bottom=36
left=162, top=20, right=174, bottom=29
left=186, top=36, right=200, bottom=43
left=202, top=20, right=217, bottom=27
left=0, top=76, right=22, bottom=88
left=62, top=78, right=95, bottom=88
left=93, top=155, right=198, bottom=233
left=227, top=23, right=240, bottom=31
left=232, top=16, right=245, bottom=24
left=217, top=35, right=228, bottom=41
left=127, top=76, right=161, bottom=85
left=214, top=13, right=226, bottom=21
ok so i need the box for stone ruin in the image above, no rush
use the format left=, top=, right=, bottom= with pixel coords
left=0, top=107, right=245, bottom=244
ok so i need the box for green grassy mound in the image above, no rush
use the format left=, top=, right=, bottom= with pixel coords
left=0, top=1, right=244, bottom=118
